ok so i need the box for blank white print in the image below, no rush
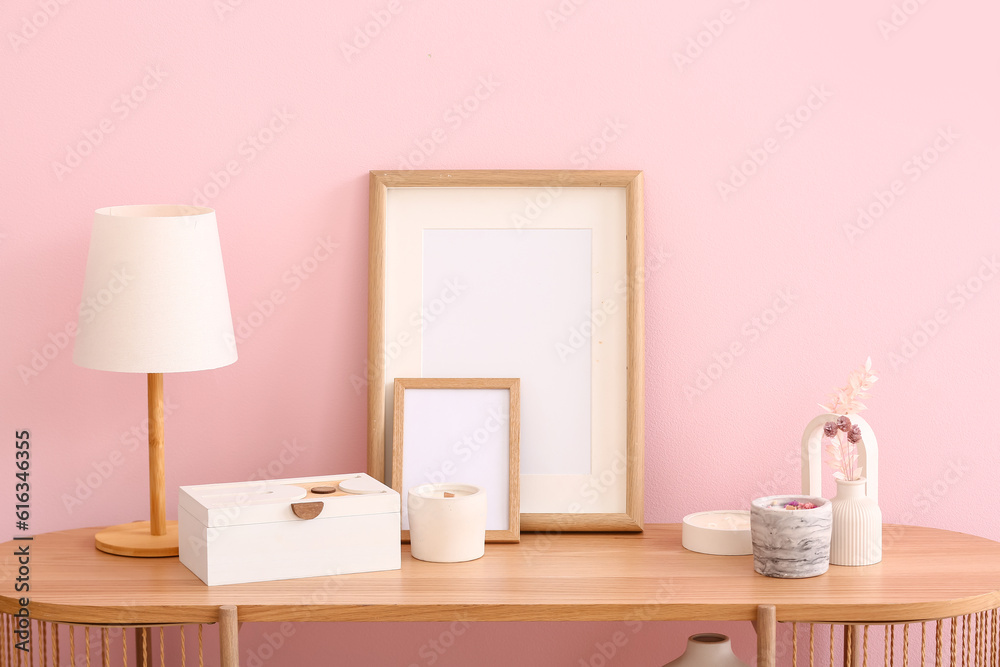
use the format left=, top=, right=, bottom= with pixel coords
left=421, top=229, right=592, bottom=476
left=399, top=388, right=512, bottom=531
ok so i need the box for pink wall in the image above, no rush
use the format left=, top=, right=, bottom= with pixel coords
left=3, top=0, right=999, bottom=664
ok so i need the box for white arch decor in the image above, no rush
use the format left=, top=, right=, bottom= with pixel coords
left=800, top=413, right=878, bottom=503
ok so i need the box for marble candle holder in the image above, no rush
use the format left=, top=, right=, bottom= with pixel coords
left=750, top=495, right=832, bottom=579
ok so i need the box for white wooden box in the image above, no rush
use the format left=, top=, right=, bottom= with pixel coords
left=179, top=473, right=400, bottom=586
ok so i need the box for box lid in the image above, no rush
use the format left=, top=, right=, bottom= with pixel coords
left=178, top=473, right=399, bottom=528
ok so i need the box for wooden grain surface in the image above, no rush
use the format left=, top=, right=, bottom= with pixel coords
left=756, top=604, right=777, bottom=667
left=3, top=525, right=999, bottom=625
left=148, top=372, right=166, bottom=537
left=370, top=170, right=642, bottom=188
left=367, top=170, right=387, bottom=482
left=219, top=605, right=239, bottom=667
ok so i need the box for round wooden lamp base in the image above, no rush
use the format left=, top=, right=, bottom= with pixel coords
left=95, top=520, right=179, bottom=557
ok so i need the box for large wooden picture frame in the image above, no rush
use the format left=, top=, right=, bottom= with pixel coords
left=368, top=170, right=644, bottom=532
left=393, top=377, right=520, bottom=543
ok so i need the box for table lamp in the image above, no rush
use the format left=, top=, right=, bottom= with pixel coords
left=73, top=205, right=238, bottom=557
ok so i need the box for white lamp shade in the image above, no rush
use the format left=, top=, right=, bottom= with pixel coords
left=73, top=205, right=238, bottom=373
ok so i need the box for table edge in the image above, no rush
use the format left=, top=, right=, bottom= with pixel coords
left=4, top=524, right=999, bottom=625
left=4, top=596, right=1000, bottom=625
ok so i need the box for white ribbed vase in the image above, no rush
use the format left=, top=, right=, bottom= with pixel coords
left=829, top=477, right=882, bottom=566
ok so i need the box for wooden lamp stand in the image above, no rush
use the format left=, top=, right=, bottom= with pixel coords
left=95, top=373, right=178, bottom=557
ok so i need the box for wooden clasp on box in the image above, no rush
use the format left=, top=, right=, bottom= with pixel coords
left=291, top=502, right=324, bottom=520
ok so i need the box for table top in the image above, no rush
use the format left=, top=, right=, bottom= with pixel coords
left=3, top=524, right=999, bottom=625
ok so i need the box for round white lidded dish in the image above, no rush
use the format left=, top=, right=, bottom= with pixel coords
left=682, top=510, right=752, bottom=556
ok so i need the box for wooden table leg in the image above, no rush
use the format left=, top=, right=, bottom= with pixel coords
left=756, top=605, right=777, bottom=667
left=219, top=606, right=239, bottom=667
left=844, top=625, right=863, bottom=667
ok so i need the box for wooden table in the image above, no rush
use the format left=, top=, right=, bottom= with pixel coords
left=3, top=524, right=999, bottom=666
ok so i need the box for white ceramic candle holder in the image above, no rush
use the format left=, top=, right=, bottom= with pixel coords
left=407, top=483, right=487, bottom=563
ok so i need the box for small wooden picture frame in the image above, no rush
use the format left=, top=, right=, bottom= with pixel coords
left=392, top=378, right=520, bottom=543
